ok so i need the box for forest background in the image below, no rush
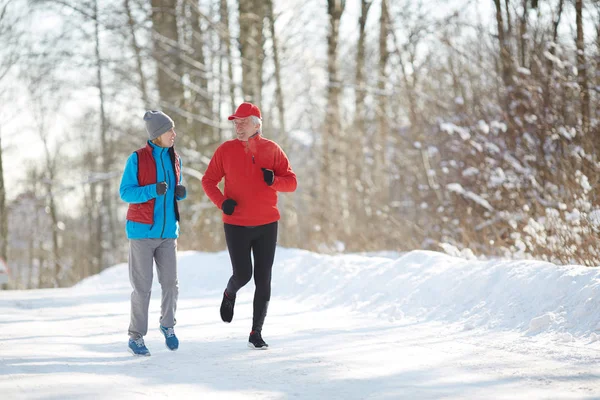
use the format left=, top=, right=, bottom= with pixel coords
left=1, top=0, right=599, bottom=289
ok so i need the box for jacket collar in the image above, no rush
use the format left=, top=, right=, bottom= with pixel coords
left=147, top=140, right=170, bottom=155
left=249, top=131, right=260, bottom=140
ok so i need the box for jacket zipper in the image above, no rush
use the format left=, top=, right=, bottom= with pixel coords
left=160, top=148, right=167, bottom=238
left=245, top=141, right=255, bottom=164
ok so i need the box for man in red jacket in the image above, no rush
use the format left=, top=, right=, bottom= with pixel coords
left=202, top=102, right=297, bottom=349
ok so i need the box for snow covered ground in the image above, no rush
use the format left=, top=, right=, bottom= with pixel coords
left=2, top=248, right=600, bottom=399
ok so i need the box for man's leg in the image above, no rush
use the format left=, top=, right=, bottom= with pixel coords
left=220, top=224, right=254, bottom=323
left=224, top=224, right=254, bottom=295
left=251, top=222, right=278, bottom=333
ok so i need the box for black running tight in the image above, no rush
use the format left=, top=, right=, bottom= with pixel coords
left=224, top=222, right=278, bottom=303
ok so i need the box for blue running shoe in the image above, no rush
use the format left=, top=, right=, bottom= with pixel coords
left=128, top=336, right=151, bottom=356
left=160, top=325, right=179, bottom=351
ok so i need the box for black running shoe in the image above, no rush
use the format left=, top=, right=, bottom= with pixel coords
left=248, top=330, right=269, bottom=350
left=220, top=290, right=235, bottom=323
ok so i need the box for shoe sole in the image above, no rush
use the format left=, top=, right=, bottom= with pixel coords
left=247, top=342, right=269, bottom=350
left=128, top=347, right=151, bottom=357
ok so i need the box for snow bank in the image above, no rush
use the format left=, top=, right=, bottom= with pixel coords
left=77, top=248, right=600, bottom=337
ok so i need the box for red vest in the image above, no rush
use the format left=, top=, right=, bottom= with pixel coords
left=126, top=143, right=181, bottom=224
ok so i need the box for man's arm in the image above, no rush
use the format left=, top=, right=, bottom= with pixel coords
left=201, top=147, right=227, bottom=208
left=271, top=145, right=297, bottom=193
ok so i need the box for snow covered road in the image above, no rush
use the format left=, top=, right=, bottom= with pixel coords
left=1, top=249, right=600, bottom=399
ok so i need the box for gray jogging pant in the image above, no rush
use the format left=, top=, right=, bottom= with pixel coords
left=128, top=238, right=178, bottom=339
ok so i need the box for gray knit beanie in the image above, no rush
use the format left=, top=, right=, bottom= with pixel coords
left=143, top=110, right=174, bottom=140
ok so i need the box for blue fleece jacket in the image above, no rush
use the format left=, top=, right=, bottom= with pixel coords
left=119, top=140, right=186, bottom=239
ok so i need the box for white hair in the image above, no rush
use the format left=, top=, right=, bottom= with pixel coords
left=251, top=116, right=262, bottom=133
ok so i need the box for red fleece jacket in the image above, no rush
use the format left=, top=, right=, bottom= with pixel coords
left=201, top=135, right=297, bottom=226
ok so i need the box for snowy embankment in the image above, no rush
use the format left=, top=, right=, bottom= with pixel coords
left=79, top=248, right=600, bottom=339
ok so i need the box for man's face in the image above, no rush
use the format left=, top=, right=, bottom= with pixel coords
left=157, top=128, right=176, bottom=148
left=232, top=117, right=259, bottom=141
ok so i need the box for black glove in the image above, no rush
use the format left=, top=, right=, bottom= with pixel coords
left=221, top=199, right=237, bottom=215
left=261, top=168, right=274, bottom=186
left=156, top=181, right=167, bottom=196
left=175, top=184, right=186, bottom=198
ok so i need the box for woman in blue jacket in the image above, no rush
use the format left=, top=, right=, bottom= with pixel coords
left=119, top=110, right=186, bottom=356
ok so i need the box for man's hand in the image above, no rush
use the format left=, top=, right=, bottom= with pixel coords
left=222, top=199, right=237, bottom=215
left=261, top=168, right=274, bottom=186
left=175, top=184, right=186, bottom=198
left=156, top=181, right=167, bottom=196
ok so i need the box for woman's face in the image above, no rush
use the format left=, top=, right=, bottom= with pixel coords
left=157, top=128, right=176, bottom=148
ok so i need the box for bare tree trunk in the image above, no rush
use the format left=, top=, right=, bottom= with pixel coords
left=265, top=0, right=285, bottom=137
left=597, top=7, right=600, bottom=67
left=0, top=132, right=6, bottom=265
left=25, top=66, right=62, bottom=286
left=217, top=9, right=225, bottom=140
left=355, top=0, right=372, bottom=137
left=504, top=0, right=513, bottom=39
left=27, top=235, right=34, bottom=289
left=597, top=7, right=600, bottom=113
left=47, top=181, right=60, bottom=286
left=543, top=0, right=564, bottom=115
left=40, top=144, right=61, bottom=287
left=325, top=0, right=346, bottom=174
left=375, top=0, right=389, bottom=196
left=348, top=0, right=372, bottom=247
left=447, top=51, right=467, bottom=114
left=519, top=0, right=528, bottom=67
left=86, top=176, right=102, bottom=275
left=220, top=0, right=236, bottom=112
left=124, top=0, right=149, bottom=106
left=83, top=180, right=94, bottom=278
left=494, top=0, right=515, bottom=146
left=37, top=131, right=61, bottom=286
left=93, top=0, right=115, bottom=271
left=494, top=0, right=514, bottom=91
left=238, top=0, right=265, bottom=104
left=370, top=0, right=391, bottom=246
left=151, top=0, right=183, bottom=108
left=321, top=0, right=346, bottom=242
left=504, top=0, right=514, bottom=61
left=0, top=0, right=20, bottom=278
left=188, top=0, right=213, bottom=141
left=39, top=258, right=46, bottom=288
left=575, top=0, right=590, bottom=135
left=399, top=49, right=419, bottom=129
left=388, top=23, right=418, bottom=129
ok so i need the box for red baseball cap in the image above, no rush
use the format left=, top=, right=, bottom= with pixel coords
left=228, top=102, right=262, bottom=120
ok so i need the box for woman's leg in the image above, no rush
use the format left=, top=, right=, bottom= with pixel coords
left=154, top=238, right=178, bottom=328
left=128, top=239, right=156, bottom=338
